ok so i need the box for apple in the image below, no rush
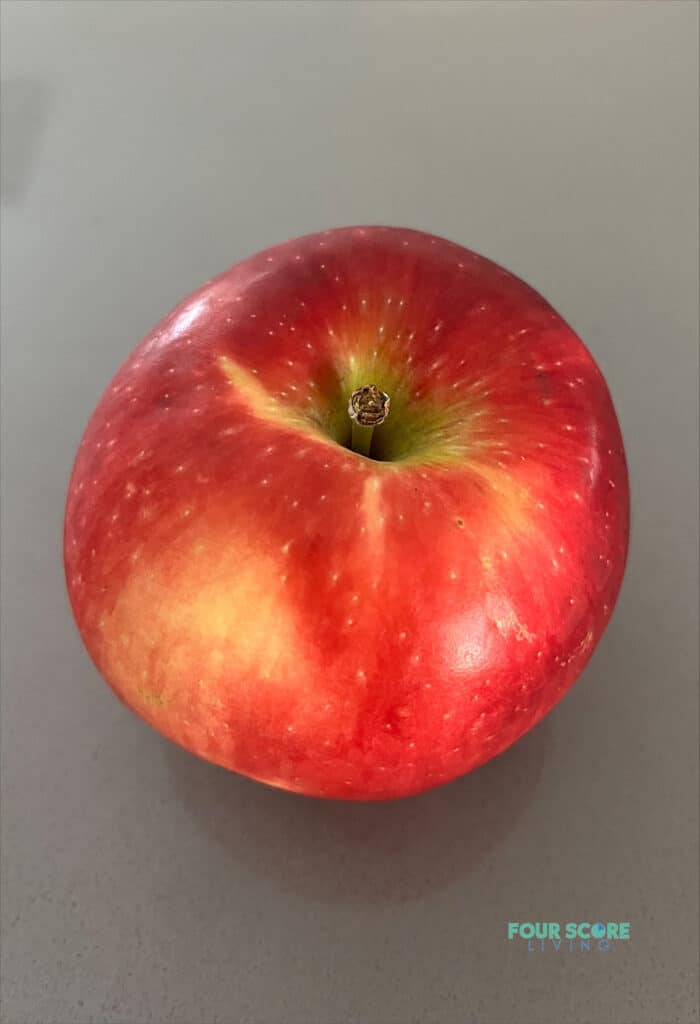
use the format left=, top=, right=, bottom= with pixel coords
left=64, top=226, right=629, bottom=800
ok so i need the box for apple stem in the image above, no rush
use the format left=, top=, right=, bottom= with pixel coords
left=348, top=385, right=390, bottom=459
left=351, top=420, right=375, bottom=458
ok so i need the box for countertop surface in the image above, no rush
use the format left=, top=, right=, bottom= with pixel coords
left=2, top=3, right=698, bottom=1023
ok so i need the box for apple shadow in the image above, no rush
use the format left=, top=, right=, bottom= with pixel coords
left=165, top=716, right=552, bottom=905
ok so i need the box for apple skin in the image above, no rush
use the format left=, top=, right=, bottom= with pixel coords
left=64, top=226, right=629, bottom=800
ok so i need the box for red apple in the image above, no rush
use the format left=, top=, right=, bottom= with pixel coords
left=64, top=227, right=629, bottom=800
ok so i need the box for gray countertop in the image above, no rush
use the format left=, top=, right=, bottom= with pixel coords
left=1, top=3, right=698, bottom=1023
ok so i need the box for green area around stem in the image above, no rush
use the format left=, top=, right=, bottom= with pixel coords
left=305, top=352, right=475, bottom=465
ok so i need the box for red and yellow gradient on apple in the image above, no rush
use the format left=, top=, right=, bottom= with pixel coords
left=64, top=227, right=629, bottom=799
